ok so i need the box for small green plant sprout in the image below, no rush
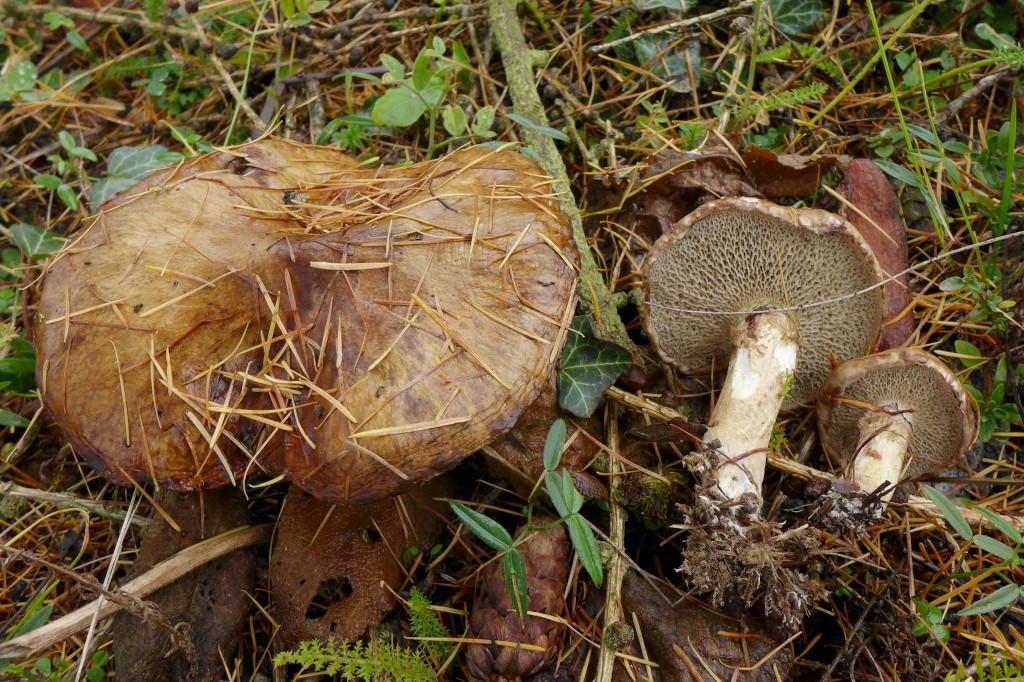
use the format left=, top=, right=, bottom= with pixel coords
left=42, top=12, right=89, bottom=52
left=449, top=419, right=603, bottom=620
left=34, top=131, right=97, bottom=211
left=280, top=0, right=329, bottom=28
left=943, top=647, right=1024, bottom=682
left=317, top=114, right=374, bottom=153
left=940, top=265, right=1017, bottom=333
left=954, top=342, right=1023, bottom=443
left=407, top=587, right=452, bottom=661
left=922, top=485, right=1024, bottom=617
left=272, top=638, right=436, bottom=681
left=0, top=59, right=37, bottom=102
left=913, top=597, right=950, bottom=643
left=360, top=38, right=490, bottom=156
left=779, top=370, right=795, bottom=399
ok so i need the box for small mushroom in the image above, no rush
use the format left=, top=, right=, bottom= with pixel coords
left=34, top=139, right=577, bottom=503
left=642, top=197, right=885, bottom=511
left=816, top=348, right=976, bottom=502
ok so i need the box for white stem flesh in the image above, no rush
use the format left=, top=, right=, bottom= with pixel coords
left=849, top=407, right=912, bottom=501
left=703, top=311, right=799, bottom=504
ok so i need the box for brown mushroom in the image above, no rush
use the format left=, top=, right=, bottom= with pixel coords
left=34, top=139, right=577, bottom=503
left=642, top=197, right=885, bottom=510
left=838, top=158, right=915, bottom=350
left=816, top=348, right=976, bottom=501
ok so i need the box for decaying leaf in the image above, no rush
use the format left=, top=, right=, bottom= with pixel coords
left=601, top=145, right=843, bottom=247
left=270, top=477, right=451, bottom=647
left=611, top=573, right=794, bottom=682
left=35, top=139, right=577, bottom=504
left=112, top=487, right=256, bottom=682
left=466, top=522, right=570, bottom=681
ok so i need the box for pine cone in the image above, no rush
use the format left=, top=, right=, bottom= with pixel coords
left=467, top=523, right=570, bottom=681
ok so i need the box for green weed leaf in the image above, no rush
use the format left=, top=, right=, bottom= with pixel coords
left=954, top=340, right=983, bottom=368
left=380, top=54, right=406, bottom=81
left=769, top=0, right=823, bottom=34
left=875, top=160, right=922, bottom=187
left=91, top=145, right=169, bottom=204
left=972, top=534, right=1016, bottom=561
left=441, top=105, right=467, bottom=136
left=557, top=315, right=631, bottom=417
left=567, top=515, right=603, bottom=585
left=372, top=86, right=427, bottom=127
left=506, top=113, right=570, bottom=143
left=958, top=582, right=1019, bottom=617
left=0, top=409, right=29, bottom=427
left=973, top=507, right=1023, bottom=545
left=503, top=547, right=529, bottom=620
left=449, top=501, right=512, bottom=551
left=11, top=223, right=67, bottom=258
left=543, top=419, right=567, bottom=471
left=923, top=485, right=973, bottom=541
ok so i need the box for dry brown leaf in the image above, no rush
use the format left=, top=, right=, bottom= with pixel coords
left=269, top=477, right=451, bottom=647
left=111, top=487, right=255, bottom=682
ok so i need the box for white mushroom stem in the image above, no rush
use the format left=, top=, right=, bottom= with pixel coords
left=849, top=406, right=912, bottom=501
left=703, top=311, right=799, bottom=504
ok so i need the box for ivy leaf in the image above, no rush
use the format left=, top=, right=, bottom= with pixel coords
left=557, top=315, right=631, bottom=417
left=503, top=547, right=529, bottom=621
left=449, top=500, right=512, bottom=551
left=372, top=85, right=427, bottom=127
left=567, top=514, right=603, bottom=586
left=11, top=223, right=67, bottom=258
left=769, top=0, right=823, bottom=34
left=90, top=144, right=169, bottom=204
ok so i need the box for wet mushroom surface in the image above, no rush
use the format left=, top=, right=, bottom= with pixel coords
left=34, top=139, right=577, bottom=503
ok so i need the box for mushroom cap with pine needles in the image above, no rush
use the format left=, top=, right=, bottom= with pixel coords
left=641, top=196, right=886, bottom=407
left=35, top=139, right=577, bottom=503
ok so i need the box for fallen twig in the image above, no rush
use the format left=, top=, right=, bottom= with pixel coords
left=605, top=386, right=1024, bottom=534
left=0, top=524, right=271, bottom=659
left=487, top=0, right=629, bottom=345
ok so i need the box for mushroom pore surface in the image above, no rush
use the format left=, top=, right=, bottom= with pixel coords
left=818, top=352, right=975, bottom=481
left=643, top=197, right=885, bottom=407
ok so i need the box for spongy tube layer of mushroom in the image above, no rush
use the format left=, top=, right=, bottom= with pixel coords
left=34, top=139, right=578, bottom=503
left=642, top=197, right=886, bottom=518
left=816, top=348, right=975, bottom=526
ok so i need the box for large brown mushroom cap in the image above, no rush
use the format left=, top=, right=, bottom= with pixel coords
left=35, top=139, right=577, bottom=502
left=816, top=348, right=976, bottom=481
left=641, top=196, right=886, bottom=406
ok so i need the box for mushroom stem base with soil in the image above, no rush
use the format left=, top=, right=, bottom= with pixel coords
left=849, top=406, right=912, bottom=502
left=702, top=311, right=799, bottom=509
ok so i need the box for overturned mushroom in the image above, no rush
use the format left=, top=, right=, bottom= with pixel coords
left=35, top=139, right=577, bottom=503
left=816, top=348, right=975, bottom=508
left=642, top=197, right=886, bottom=514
